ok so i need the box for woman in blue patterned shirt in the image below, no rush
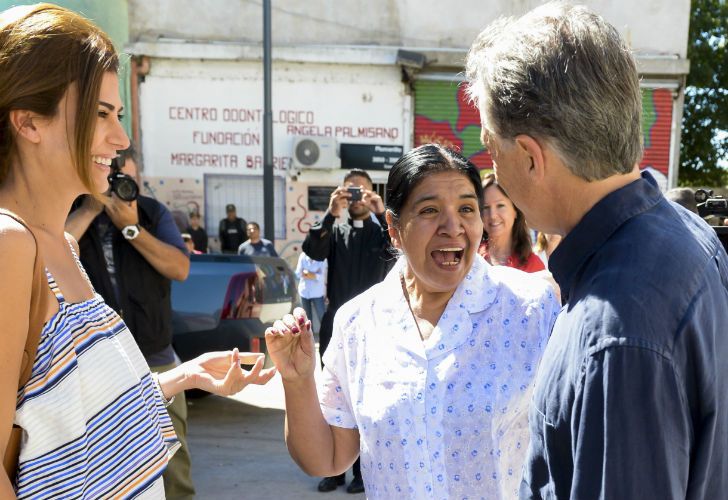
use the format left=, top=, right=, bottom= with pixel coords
left=266, top=144, right=560, bottom=499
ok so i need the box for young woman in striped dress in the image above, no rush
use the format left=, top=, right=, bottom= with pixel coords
left=0, top=4, right=276, bottom=498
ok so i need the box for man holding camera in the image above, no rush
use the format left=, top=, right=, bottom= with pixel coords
left=66, top=145, right=195, bottom=499
left=302, top=169, right=393, bottom=494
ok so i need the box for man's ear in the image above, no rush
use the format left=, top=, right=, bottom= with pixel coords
left=9, top=109, right=42, bottom=144
left=515, top=134, right=546, bottom=183
left=385, top=210, right=401, bottom=249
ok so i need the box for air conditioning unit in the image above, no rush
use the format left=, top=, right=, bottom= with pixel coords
left=292, top=136, right=340, bottom=169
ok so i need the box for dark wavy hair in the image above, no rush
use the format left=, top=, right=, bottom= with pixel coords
left=481, top=173, right=533, bottom=266
left=386, top=144, right=483, bottom=224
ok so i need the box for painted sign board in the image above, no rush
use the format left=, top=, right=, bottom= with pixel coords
left=139, top=76, right=406, bottom=179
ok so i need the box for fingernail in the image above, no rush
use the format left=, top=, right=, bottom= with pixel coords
left=298, top=316, right=305, bottom=326
left=291, top=326, right=300, bottom=334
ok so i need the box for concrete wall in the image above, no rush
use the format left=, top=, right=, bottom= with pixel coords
left=128, top=0, right=690, bottom=57
left=135, top=57, right=407, bottom=264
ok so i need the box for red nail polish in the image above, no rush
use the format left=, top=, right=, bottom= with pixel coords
left=291, top=326, right=300, bottom=334
left=298, top=316, right=305, bottom=326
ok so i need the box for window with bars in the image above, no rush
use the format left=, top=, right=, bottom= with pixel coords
left=204, top=174, right=286, bottom=241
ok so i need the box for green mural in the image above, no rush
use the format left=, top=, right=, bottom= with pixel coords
left=460, top=125, right=483, bottom=159
left=642, top=89, right=658, bottom=149
left=415, top=80, right=673, bottom=176
left=0, top=0, right=131, bottom=135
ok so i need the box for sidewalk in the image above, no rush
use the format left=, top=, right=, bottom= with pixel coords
left=186, top=349, right=365, bottom=499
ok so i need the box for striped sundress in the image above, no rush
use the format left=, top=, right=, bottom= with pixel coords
left=12, top=250, right=179, bottom=499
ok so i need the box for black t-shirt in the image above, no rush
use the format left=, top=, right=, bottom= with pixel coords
left=186, top=226, right=208, bottom=253
left=218, top=217, right=247, bottom=252
left=302, top=212, right=392, bottom=311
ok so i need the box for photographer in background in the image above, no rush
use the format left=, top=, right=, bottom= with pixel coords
left=695, top=188, right=728, bottom=228
left=302, top=169, right=393, bottom=494
left=65, top=144, right=195, bottom=499
left=665, top=187, right=698, bottom=214
left=666, top=188, right=728, bottom=228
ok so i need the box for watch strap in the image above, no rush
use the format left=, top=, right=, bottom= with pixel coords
left=122, top=224, right=141, bottom=240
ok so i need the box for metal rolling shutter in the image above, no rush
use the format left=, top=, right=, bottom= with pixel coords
left=414, top=80, right=674, bottom=176
left=413, top=79, right=493, bottom=170
left=640, top=87, right=673, bottom=177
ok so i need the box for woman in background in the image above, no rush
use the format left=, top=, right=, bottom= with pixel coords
left=533, top=232, right=562, bottom=267
left=479, top=173, right=545, bottom=273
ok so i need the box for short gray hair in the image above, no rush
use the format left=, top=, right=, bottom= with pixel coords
left=665, top=187, right=698, bottom=214
left=465, top=2, right=643, bottom=181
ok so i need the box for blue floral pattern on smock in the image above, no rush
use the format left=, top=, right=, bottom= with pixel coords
left=319, top=256, right=560, bottom=499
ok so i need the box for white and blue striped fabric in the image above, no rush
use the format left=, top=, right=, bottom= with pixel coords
left=12, top=257, right=178, bottom=499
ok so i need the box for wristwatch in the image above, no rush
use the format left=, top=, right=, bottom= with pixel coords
left=121, top=224, right=141, bottom=240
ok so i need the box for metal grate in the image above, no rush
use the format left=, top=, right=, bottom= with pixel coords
left=204, top=174, right=286, bottom=241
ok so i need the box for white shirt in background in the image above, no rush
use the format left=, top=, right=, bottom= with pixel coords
left=295, top=253, right=327, bottom=299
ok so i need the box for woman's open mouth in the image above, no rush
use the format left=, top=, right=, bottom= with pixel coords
left=431, top=247, right=464, bottom=267
left=92, top=155, right=113, bottom=166
left=92, top=156, right=113, bottom=173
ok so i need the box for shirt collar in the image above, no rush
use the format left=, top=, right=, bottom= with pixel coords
left=447, top=255, right=497, bottom=314
left=348, top=211, right=385, bottom=227
left=549, top=171, right=663, bottom=301
left=379, top=255, right=497, bottom=359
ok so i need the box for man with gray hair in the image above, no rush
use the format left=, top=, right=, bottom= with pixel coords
left=466, top=3, right=728, bottom=499
left=665, top=187, right=698, bottom=214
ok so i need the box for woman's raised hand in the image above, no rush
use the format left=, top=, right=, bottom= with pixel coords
left=264, top=307, right=316, bottom=383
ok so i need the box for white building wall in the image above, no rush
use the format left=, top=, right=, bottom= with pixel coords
left=129, top=0, right=690, bottom=57
left=137, top=58, right=407, bottom=262
left=140, top=59, right=405, bottom=180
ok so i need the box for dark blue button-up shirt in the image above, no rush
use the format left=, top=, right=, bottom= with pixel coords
left=521, top=173, right=728, bottom=499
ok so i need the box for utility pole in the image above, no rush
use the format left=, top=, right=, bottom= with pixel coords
left=262, top=0, right=274, bottom=242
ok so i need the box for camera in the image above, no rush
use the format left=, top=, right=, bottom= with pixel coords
left=347, top=186, right=363, bottom=202
left=695, top=189, right=728, bottom=254
left=695, top=189, right=728, bottom=219
left=108, top=156, right=139, bottom=202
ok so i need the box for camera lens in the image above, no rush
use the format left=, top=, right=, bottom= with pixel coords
left=116, top=178, right=138, bottom=201
left=109, top=173, right=139, bottom=202
left=695, top=189, right=711, bottom=204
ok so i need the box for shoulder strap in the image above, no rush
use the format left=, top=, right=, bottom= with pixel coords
left=0, top=209, right=49, bottom=390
